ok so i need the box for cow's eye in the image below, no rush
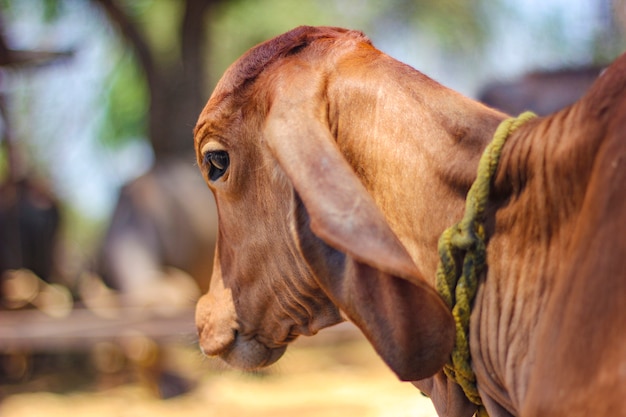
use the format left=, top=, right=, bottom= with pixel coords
left=204, top=150, right=230, bottom=181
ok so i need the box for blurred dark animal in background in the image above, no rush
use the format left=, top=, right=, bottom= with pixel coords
left=97, top=158, right=217, bottom=311
left=86, top=158, right=218, bottom=398
left=0, top=9, right=212, bottom=394
left=0, top=177, right=60, bottom=296
left=0, top=28, right=72, bottom=311
left=479, top=66, right=604, bottom=115
left=0, top=177, right=73, bottom=382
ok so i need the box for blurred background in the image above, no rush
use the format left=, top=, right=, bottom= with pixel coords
left=0, top=0, right=624, bottom=416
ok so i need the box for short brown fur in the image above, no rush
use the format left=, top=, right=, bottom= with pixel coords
left=194, top=26, right=626, bottom=417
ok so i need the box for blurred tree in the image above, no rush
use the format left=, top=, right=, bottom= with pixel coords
left=91, top=0, right=506, bottom=158
left=205, top=0, right=357, bottom=87
left=0, top=0, right=622, bottom=235
left=373, top=0, right=495, bottom=51
left=93, top=0, right=223, bottom=159
left=0, top=1, right=72, bottom=180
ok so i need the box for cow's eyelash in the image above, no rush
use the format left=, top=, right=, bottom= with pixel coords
left=203, top=150, right=230, bottom=181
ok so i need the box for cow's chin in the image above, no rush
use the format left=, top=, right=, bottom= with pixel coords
left=219, top=335, right=287, bottom=370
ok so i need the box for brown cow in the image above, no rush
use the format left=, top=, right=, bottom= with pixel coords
left=193, top=26, right=626, bottom=417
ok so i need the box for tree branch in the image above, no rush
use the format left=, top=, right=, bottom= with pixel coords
left=181, top=0, right=220, bottom=110
left=91, top=0, right=157, bottom=91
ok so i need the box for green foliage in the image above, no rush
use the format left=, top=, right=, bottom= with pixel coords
left=0, top=0, right=63, bottom=22
left=99, top=51, right=148, bottom=149
left=0, top=146, right=7, bottom=181
left=41, top=0, right=63, bottom=21
left=372, top=0, right=497, bottom=52
left=131, top=0, right=184, bottom=67
left=207, top=0, right=366, bottom=88
left=80, top=0, right=507, bottom=150
left=205, top=0, right=501, bottom=89
left=412, top=0, right=494, bottom=51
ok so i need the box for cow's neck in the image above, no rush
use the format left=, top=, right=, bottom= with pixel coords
left=460, top=62, right=625, bottom=412
left=383, top=78, right=542, bottom=415
left=337, top=73, right=509, bottom=283
left=344, top=55, right=624, bottom=415
left=406, top=87, right=577, bottom=414
left=335, top=70, right=543, bottom=414
left=471, top=103, right=607, bottom=412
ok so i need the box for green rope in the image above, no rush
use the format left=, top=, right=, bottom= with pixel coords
left=435, top=112, right=536, bottom=417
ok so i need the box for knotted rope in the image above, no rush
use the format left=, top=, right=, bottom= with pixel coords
left=435, top=112, right=536, bottom=417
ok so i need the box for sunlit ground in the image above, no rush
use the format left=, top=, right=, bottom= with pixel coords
left=0, top=325, right=437, bottom=417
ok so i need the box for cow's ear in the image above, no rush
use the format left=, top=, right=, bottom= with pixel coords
left=263, top=65, right=421, bottom=284
left=263, top=70, right=455, bottom=381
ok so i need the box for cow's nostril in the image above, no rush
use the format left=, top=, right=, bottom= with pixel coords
left=195, top=287, right=238, bottom=358
left=197, top=322, right=237, bottom=357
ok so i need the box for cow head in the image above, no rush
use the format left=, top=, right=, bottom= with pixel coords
left=193, top=26, right=454, bottom=381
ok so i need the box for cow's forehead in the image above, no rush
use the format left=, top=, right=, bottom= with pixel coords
left=220, top=26, right=354, bottom=92
left=195, top=26, right=373, bottom=156
left=211, top=26, right=371, bottom=103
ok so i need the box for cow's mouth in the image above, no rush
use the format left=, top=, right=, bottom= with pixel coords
left=217, top=331, right=288, bottom=370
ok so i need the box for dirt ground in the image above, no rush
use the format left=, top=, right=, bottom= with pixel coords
left=0, top=326, right=438, bottom=417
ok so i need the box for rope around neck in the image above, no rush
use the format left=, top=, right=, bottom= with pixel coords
left=435, top=111, right=536, bottom=417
